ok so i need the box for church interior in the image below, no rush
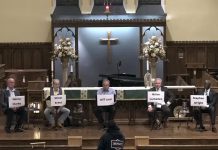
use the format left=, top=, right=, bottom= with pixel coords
left=0, top=0, right=218, bottom=149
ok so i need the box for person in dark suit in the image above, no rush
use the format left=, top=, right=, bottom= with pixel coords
left=97, top=121, right=125, bottom=150
left=0, top=78, right=26, bottom=133
left=147, top=78, right=174, bottom=128
left=193, top=80, right=217, bottom=132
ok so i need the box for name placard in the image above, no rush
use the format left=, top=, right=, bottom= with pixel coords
left=111, top=139, right=124, bottom=149
left=9, top=96, right=25, bottom=108
left=51, top=95, right=66, bottom=107
left=97, top=94, right=115, bottom=106
left=190, top=95, right=207, bottom=107
left=147, top=91, right=165, bottom=104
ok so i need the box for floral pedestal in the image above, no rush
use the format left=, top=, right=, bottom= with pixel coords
left=149, top=58, right=157, bottom=80
left=62, top=58, right=69, bottom=86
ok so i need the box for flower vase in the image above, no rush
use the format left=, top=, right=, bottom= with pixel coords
left=62, top=58, right=69, bottom=86
left=149, top=57, right=158, bottom=80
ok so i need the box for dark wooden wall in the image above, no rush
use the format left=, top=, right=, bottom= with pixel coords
left=166, top=41, right=218, bottom=77
left=0, top=43, right=52, bottom=69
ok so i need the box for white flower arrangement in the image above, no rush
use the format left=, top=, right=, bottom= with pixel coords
left=52, top=38, right=78, bottom=61
left=140, top=36, right=166, bottom=61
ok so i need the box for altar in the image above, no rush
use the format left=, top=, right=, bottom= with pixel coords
left=43, top=86, right=196, bottom=124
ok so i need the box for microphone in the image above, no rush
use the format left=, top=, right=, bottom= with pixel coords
left=117, top=60, right=122, bottom=77
left=118, top=60, right=122, bottom=67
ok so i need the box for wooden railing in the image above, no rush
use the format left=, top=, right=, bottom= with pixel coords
left=0, top=145, right=81, bottom=150
left=1, top=136, right=218, bottom=150
left=136, top=145, right=218, bottom=150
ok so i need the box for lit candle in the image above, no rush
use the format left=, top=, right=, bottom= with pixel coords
left=70, top=64, right=73, bottom=72
left=37, top=103, right=40, bottom=109
left=51, top=60, right=54, bottom=72
left=146, top=60, right=149, bottom=71
left=46, top=76, right=49, bottom=82
left=22, top=76, right=26, bottom=83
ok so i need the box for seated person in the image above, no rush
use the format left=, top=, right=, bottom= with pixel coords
left=0, top=78, right=26, bottom=133
left=97, top=121, right=125, bottom=150
left=147, top=78, right=174, bottom=128
left=94, top=79, right=116, bottom=129
left=193, top=80, right=217, bottom=132
left=44, top=79, right=70, bottom=128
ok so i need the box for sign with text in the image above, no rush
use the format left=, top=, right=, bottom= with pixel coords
left=111, top=139, right=124, bottom=150
left=190, top=95, right=207, bottom=107
left=51, top=95, right=66, bottom=107
left=9, top=96, right=25, bottom=108
left=147, top=91, right=165, bottom=104
left=97, top=94, right=115, bottom=106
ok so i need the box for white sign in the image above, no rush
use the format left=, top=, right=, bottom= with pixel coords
left=9, top=96, right=25, bottom=108
left=51, top=95, right=66, bottom=107
left=147, top=91, right=165, bottom=104
left=97, top=94, right=115, bottom=106
left=111, top=139, right=124, bottom=149
left=190, top=95, right=207, bottom=107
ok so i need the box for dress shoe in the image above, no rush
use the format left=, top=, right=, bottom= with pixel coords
left=97, top=123, right=105, bottom=130
left=5, top=127, right=11, bottom=133
left=196, top=126, right=207, bottom=132
left=48, top=125, right=56, bottom=130
left=14, top=128, right=24, bottom=132
left=212, top=126, right=217, bottom=133
left=57, top=123, right=64, bottom=128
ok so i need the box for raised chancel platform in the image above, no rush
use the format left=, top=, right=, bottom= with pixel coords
left=0, top=116, right=218, bottom=150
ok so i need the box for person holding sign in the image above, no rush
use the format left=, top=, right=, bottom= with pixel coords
left=44, top=79, right=70, bottom=129
left=147, top=78, right=174, bottom=128
left=97, top=121, right=125, bottom=150
left=0, top=78, right=26, bottom=133
left=94, top=79, right=116, bottom=129
left=193, top=80, right=217, bottom=132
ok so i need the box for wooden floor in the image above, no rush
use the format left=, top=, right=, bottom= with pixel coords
left=0, top=119, right=217, bottom=141
left=1, top=117, right=218, bottom=150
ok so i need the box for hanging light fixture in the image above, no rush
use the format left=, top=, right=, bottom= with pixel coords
left=104, top=0, right=111, bottom=15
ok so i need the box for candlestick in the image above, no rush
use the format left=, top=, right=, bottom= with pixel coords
left=70, top=64, right=73, bottom=72
left=51, top=60, right=54, bottom=72
left=22, top=76, right=26, bottom=83
left=46, top=76, right=49, bottom=82
left=146, top=60, right=149, bottom=71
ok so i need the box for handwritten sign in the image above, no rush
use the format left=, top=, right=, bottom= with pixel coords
left=97, top=94, right=115, bottom=106
left=147, top=91, right=165, bottom=104
left=51, top=95, right=66, bottom=107
left=111, top=139, right=124, bottom=150
left=9, top=96, right=25, bottom=108
left=190, top=95, right=207, bottom=107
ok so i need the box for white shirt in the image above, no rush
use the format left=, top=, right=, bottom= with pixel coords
left=156, top=88, right=161, bottom=92
left=7, top=87, right=15, bottom=97
left=204, top=89, right=210, bottom=96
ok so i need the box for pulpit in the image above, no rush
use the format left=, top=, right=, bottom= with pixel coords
left=5, top=69, right=48, bottom=87
left=186, top=63, right=206, bottom=85
left=4, top=69, right=49, bottom=105
left=27, top=81, right=45, bottom=124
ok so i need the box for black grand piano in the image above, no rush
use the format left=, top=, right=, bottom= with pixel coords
left=98, top=73, right=144, bottom=87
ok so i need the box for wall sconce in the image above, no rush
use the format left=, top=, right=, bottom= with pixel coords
left=29, top=102, right=41, bottom=114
